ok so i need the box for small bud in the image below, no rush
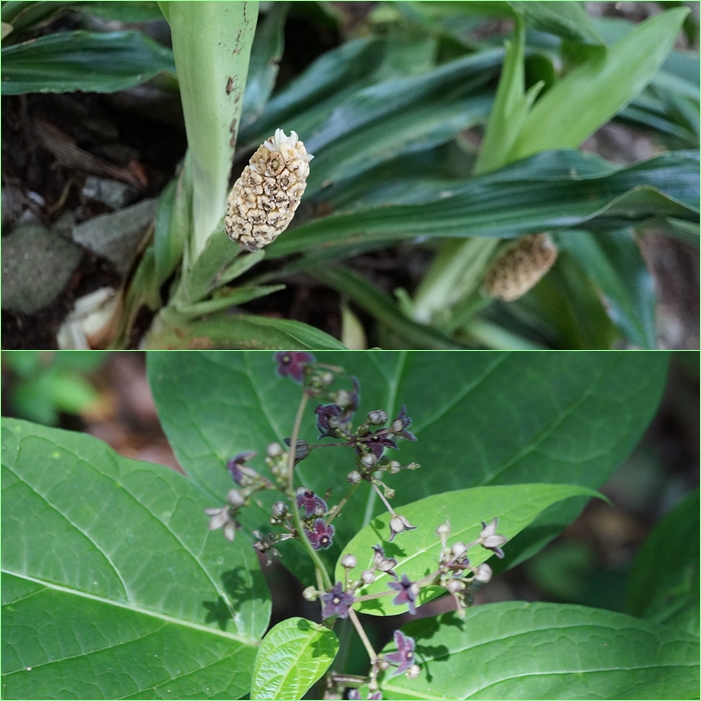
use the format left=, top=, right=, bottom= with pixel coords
left=445, top=579, right=465, bottom=594
left=368, top=681, right=379, bottom=693
left=361, top=570, right=376, bottom=586
left=406, top=664, right=421, bottom=679
left=302, top=586, right=318, bottom=601
left=451, top=542, right=467, bottom=558
left=227, top=489, right=245, bottom=507
left=377, top=659, right=390, bottom=671
left=436, top=522, right=450, bottom=538
left=383, top=487, right=395, bottom=500
left=378, top=558, right=397, bottom=574
left=348, top=470, right=362, bottom=484
left=341, top=554, right=358, bottom=570
left=474, top=563, right=492, bottom=583
left=391, top=418, right=405, bottom=434
left=267, top=442, right=283, bottom=458
left=320, top=371, right=335, bottom=386
left=387, top=460, right=401, bottom=474
left=362, top=453, right=378, bottom=470
left=271, top=501, right=288, bottom=518
left=367, top=410, right=388, bottom=425
left=407, top=462, right=420, bottom=470
left=389, top=514, right=416, bottom=542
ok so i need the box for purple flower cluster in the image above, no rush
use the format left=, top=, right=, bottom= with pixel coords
left=305, top=518, right=335, bottom=550
left=385, top=630, right=416, bottom=675
left=275, top=351, right=314, bottom=383
left=320, top=582, right=354, bottom=619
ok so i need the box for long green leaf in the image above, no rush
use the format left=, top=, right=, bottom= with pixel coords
left=251, top=618, right=338, bottom=700
left=379, top=604, right=700, bottom=699
left=1, top=30, right=175, bottom=95
left=267, top=150, right=699, bottom=259
left=556, top=229, right=656, bottom=349
left=335, top=484, right=603, bottom=616
left=1, top=419, right=270, bottom=700
left=509, top=8, right=689, bottom=160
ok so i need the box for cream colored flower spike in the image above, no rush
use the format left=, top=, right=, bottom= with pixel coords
left=483, top=233, right=558, bottom=302
left=225, top=129, right=313, bottom=251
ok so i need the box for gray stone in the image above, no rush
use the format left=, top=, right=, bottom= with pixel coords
left=2, top=223, right=83, bottom=313
left=71, top=198, right=158, bottom=275
left=81, top=176, right=138, bottom=210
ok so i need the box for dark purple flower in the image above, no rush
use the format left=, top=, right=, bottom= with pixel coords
left=305, top=518, right=335, bottom=550
left=283, top=437, right=310, bottom=464
left=320, top=582, right=355, bottom=619
left=348, top=690, right=382, bottom=700
left=389, top=406, right=417, bottom=442
left=226, top=451, right=257, bottom=485
left=361, top=432, right=398, bottom=458
left=384, top=630, right=416, bottom=675
left=315, top=403, right=344, bottom=437
left=388, top=574, right=419, bottom=615
left=296, top=488, right=327, bottom=518
left=275, top=351, right=315, bottom=383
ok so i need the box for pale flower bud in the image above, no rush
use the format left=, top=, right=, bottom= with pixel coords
left=361, top=453, right=378, bottom=470
left=227, top=489, right=245, bottom=507
left=271, top=501, right=288, bottom=518
left=361, top=569, right=376, bottom=586
left=483, top=233, right=558, bottom=301
left=348, top=470, right=362, bottom=484
left=387, top=460, right=401, bottom=474
left=302, top=586, right=318, bottom=601
left=451, top=542, right=467, bottom=558
left=225, top=129, right=313, bottom=251
left=267, top=442, right=283, bottom=458
left=367, top=410, right=388, bottom=425
left=406, top=664, right=421, bottom=679
left=436, top=521, right=450, bottom=538
left=474, top=563, right=492, bottom=583
left=341, top=554, right=358, bottom=570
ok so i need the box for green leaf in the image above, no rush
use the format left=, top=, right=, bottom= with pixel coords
left=336, top=484, right=603, bottom=616
left=268, top=149, right=699, bottom=259
left=74, top=2, right=164, bottom=22
left=145, top=311, right=346, bottom=350
left=510, top=2, right=603, bottom=45
left=556, top=230, right=656, bottom=349
left=1, top=30, right=175, bottom=95
left=379, top=604, right=700, bottom=699
left=1, top=2, right=71, bottom=36
left=627, top=489, right=700, bottom=636
left=240, top=2, right=287, bottom=130
left=162, top=1, right=257, bottom=257
left=1, top=418, right=270, bottom=700
left=509, top=8, right=689, bottom=160
left=251, top=618, right=338, bottom=700
left=147, top=351, right=667, bottom=582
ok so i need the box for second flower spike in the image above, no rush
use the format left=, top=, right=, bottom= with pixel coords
left=225, top=129, right=313, bottom=251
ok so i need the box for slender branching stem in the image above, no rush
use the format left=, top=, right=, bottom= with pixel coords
left=326, top=482, right=359, bottom=527
left=348, top=608, right=377, bottom=663
left=371, top=482, right=396, bottom=516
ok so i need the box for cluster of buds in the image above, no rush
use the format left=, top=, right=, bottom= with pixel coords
left=225, top=130, right=313, bottom=252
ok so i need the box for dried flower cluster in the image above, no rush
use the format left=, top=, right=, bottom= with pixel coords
left=483, top=233, right=558, bottom=301
left=225, top=129, right=313, bottom=251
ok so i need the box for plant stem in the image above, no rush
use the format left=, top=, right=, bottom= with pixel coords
left=371, top=482, right=396, bottom=516
left=348, top=609, right=377, bottom=663
left=326, top=482, right=359, bottom=527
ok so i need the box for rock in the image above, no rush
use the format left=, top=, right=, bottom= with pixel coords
left=2, top=223, right=83, bottom=314
left=81, top=175, right=138, bottom=210
left=71, top=198, right=158, bottom=275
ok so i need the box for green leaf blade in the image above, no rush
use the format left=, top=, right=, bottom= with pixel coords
left=379, top=604, right=700, bottom=700
left=335, top=484, right=604, bottom=616
left=251, top=618, right=339, bottom=700
left=1, top=419, right=271, bottom=699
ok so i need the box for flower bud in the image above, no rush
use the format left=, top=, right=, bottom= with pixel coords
left=267, top=442, right=283, bottom=458
left=348, top=470, right=362, bottom=484
left=341, top=554, right=358, bottom=570
left=225, top=129, right=313, bottom=251
left=320, top=371, right=335, bottom=386
left=360, top=569, right=376, bottom=586
left=367, top=410, right=388, bottom=425
left=436, top=521, right=450, bottom=538
left=378, top=558, right=397, bottom=573
left=368, top=680, right=379, bottom=693
left=391, top=418, right=405, bottom=434
left=451, top=542, right=467, bottom=558
left=227, top=489, right=245, bottom=507
left=483, top=233, right=558, bottom=301
left=445, top=579, right=465, bottom=594
left=406, top=664, right=421, bottom=679
left=377, top=659, right=390, bottom=671
left=271, top=501, right=288, bottom=518
left=387, top=460, right=401, bottom=474
left=302, top=586, right=318, bottom=601
left=474, top=563, right=492, bottom=583
left=361, top=453, right=378, bottom=470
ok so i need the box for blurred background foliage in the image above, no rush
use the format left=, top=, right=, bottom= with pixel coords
left=2, top=349, right=698, bottom=647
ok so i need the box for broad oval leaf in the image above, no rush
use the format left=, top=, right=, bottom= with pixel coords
left=1, top=418, right=271, bottom=700
left=251, top=618, right=339, bottom=699
left=378, top=604, right=700, bottom=700
left=1, top=31, right=175, bottom=95
left=335, top=484, right=603, bottom=616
